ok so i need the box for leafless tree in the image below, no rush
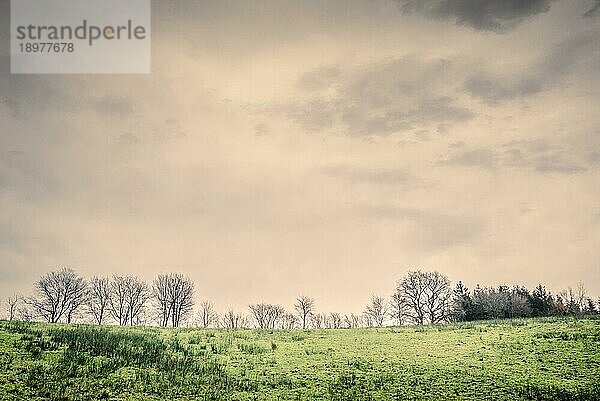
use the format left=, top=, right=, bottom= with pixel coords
left=396, top=271, right=426, bottom=325
left=152, top=273, right=194, bottom=327
left=18, top=305, right=34, bottom=322
left=222, top=309, right=246, bottom=329
left=248, top=303, right=284, bottom=329
left=248, top=303, right=268, bottom=329
left=364, top=295, right=388, bottom=327
left=294, top=295, right=315, bottom=329
left=329, top=312, right=342, bottom=328
left=152, top=274, right=172, bottom=327
left=87, top=277, right=111, bottom=325
left=109, top=275, right=149, bottom=326
left=7, top=294, right=19, bottom=321
left=310, top=313, right=325, bottom=329
left=343, top=314, right=352, bottom=328
left=362, top=313, right=373, bottom=328
left=126, top=276, right=150, bottom=326
left=169, top=274, right=194, bottom=327
left=25, top=268, right=87, bottom=323
left=389, top=291, right=406, bottom=326
left=269, top=305, right=285, bottom=328
left=197, top=300, right=218, bottom=328
left=109, top=275, right=129, bottom=325
left=343, top=313, right=362, bottom=328
left=576, top=282, right=587, bottom=310
left=423, top=271, right=452, bottom=324
left=396, top=270, right=452, bottom=325
left=280, top=313, right=299, bottom=329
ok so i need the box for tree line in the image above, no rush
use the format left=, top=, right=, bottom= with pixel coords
left=3, top=268, right=598, bottom=328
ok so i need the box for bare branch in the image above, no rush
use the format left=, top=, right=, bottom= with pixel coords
left=294, top=295, right=315, bottom=329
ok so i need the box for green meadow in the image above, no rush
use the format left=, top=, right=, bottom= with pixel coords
left=0, top=317, right=599, bottom=400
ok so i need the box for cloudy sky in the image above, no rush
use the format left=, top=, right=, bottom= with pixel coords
left=1, top=0, right=599, bottom=314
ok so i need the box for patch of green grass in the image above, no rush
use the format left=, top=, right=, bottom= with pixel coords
left=238, top=342, right=268, bottom=355
left=0, top=317, right=599, bottom=400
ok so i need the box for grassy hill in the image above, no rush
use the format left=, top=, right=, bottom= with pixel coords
left=0, top=317, right=599, bottom=400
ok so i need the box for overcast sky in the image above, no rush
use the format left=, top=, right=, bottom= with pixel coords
left=1, top=0, right=599, bottom=315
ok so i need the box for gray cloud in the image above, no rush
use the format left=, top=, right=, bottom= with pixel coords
left=296, top=66, right=343, bottom=92
left=542, top=31, right=600, bottom=77
left=442, top=148, right=497, bottom=168
left=0, top=61, right=81, bottom=118
left=589, top=151, right=600, bottom=164
left=319, top=164, right=415, bottom=185
left=464, top=74, right=543, bottom=104
left=0, top=147, right=61, bottom=202
left=532, top=156, right=585, bottom=174
left=441, top=138, right=587, bottom=174
left=584, top=0, right=600, bottom=17
left=91, top=96, right=134, bottom=117
left=397, top=0, right=554, bottom=32
left=465, top=31, right=599, bottom=103
left=286, top=99, right=338, bottom=132
left=363, top=204, right=483, bottom=250
left=283, top=57, right=474, bottom=138
left=417, top=97, right=474, bottom=122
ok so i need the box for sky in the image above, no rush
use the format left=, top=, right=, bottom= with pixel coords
left=0, top=0, right=599, bottom=316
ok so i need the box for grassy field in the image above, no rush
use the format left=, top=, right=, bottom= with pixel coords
left=0, top=317, right=599, bottom=400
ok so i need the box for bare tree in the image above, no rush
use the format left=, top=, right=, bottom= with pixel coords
left=294, top=295, right=315, bottom=329
left=152, top=274, right=172, bottom=327
left=280, top=313, right=299, bottom=329
left=152, top=273, right=194, bottom=327
left=362, top=313, right=373, bottom=328
left=248, top=303, right=284, bottom=329
left=343, top=314, right=352, bottom=328
left=248, top=303, right=268, bottom=329
left=126, top=276, right=150, bottom=326
left=109, top=275, right=149, bottom=326
left=350, top=314, right=362, bottom=328
left=343, top=313, right=362, bottom=328
left=329, top=312, right=342, bottom=329
left=310, top=313, right=325, bottom=329
left=268, top=305, right=285, bottom=329
left=396, top=271, right=426, bottom=325
left=222, top=309, right=245, bottom=329
left=87, top=277, right=111, bottom=325
left=576, top=282, right=587, bottom=311
left=197, top=300, right=218, bottom=328
left=109, top=275, right=129, bottom=325
left=396, top=270, right=452, bottom=325
left=364, top=295, right=388, bottom=327
left=169, top=274, right=194, bottom=327
left=423, top=271, right=452, bottom=324
left=7, top=294, right=19, bottom=321
left=25, top=268, right=87, bottom=323
left=18, top=305, right=34, bottom=322
left=389, top=291, right=406, bottom=326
